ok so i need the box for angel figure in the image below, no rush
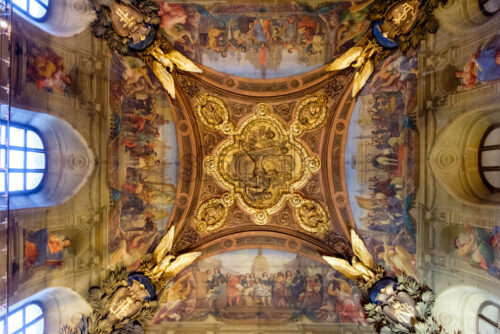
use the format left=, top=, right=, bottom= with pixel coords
left=153, top=272, right=195, bottom=322
left=89, top=0, right=201, bottom=99
left=142, top=225, right=201, bottom=289
left=376, top=238, right=416, bottom=278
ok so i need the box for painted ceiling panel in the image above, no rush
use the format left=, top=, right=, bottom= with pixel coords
left=159, top=1, right=370, bottom=78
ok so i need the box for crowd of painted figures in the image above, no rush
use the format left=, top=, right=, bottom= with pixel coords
left=159, top=2, right=373, bottom=77
left=356, top=92, right=415, bottom=239
left=108, top=55, right=176, bottom=270
left=202, top=268, right=366, bottom=323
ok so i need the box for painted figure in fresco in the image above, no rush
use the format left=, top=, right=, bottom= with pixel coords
left=227, top=274, right=241, bottom=306
left=325, top=275, right=365, bottom=324
left=24, top=228, right=71, bottom=268
left=456, top=45, right=500, bottom=90
left=26, top=44, right=72, bottom=95
left=153, top=272, right=195, bottom=322
left=377, top=238, right=416, bottom=277
left=455, top=225, right=500, bottom=277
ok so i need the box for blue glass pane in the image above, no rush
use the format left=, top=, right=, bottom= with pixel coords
left=24, top=304, right=43, bottom=324
left=0, top=319, right=4, bottom=334
left=478, top=318, right=497, bottom=334
left=28, top=0, right=47, bottom=18
left=0, top=173, right=5, bottom=192
left=26, top=131, right=43, bottom=149
left=26, top=173, right=43, bottom=190
left=481, top=304, right=500, bottom=323
left=25, top=319, right=44, bottom=334
left=9, top=128, right=24, bottom=147
left=0, top=126, right=5, bottom=145
left=8, top=173, right=24, bottom=191
left=12, top=0, right=27, bottom=11
left=0, top=149, right=4, bottom=169
left=7, top=310, right=22, bottom=334
left=9, top=150, right=24, bottom=169
left=26, top=152, right=45, bottom=169
left=38, top=0, right=48, bottom=6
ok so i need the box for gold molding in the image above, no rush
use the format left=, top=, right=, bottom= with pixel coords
left=194, top=95, right=328, bottom=233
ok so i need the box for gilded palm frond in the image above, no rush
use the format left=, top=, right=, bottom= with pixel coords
left=325, top=46, right=363, bottom=72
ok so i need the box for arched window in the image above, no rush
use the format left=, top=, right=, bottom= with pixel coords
left=0, top=302, right=44, bottom=333
left=477, top=302, right=500, bottom=333
left=479, top=0, right=500, bottom=15
left=11, top=0, right=49, bottom=21
left=0, top=123, right=46, bottom=194
left=479, top=125, right=500, bottom=192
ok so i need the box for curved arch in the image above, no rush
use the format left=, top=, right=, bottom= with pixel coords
left=7, top=287, right=90, bottom=333
left=9, top=107, right=95, bottom=209
left=433, top=285, right=500, bottom=333
left=13, top=0, right=95, bottom=37
left=429, top=104, right=500, bottom=207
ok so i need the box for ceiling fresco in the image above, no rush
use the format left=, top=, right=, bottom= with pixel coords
left=152, top=248, right=367, bottom=325
left=102, top=2, right=424, bottom=326
left=108, top=54, right=180, bottom=269
left=345, top=51, right=419, bottom=275
left=5, top=0, right=500, bottom=332
left=159, top=1, right=371, bottom=78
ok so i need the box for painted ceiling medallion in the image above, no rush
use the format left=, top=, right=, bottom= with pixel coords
left=194, top=94, right=329, bottom=233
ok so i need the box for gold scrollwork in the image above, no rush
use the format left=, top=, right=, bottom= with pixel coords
left=291, top=195, right=329, bottom=234
left=194, top=93, right=231, bottom=132
left=195, top=97, right=327, bottom=233
left=195, top=196, right=232, bottom=232
left=291, top=95, right=328, bottom=135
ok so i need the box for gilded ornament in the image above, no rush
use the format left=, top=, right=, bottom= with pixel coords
left=322, top=230, right=449, bottom=333
left=194, top=93, right=231, bottom=131
left=195, top=98, right=325, bottom=232
left=60, top=226, right=201, bottom=333
left=291, top=95, right=328, bottom=134
left=88, top=0, right=201, bottom=99
left=195, top=197, right=231, bottom=232
left=291, top=195, right=329, bottom=234
left=326, top=0, right=448, bottom=97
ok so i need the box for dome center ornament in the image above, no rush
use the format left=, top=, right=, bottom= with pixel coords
left=194, top=95, right=328, bottom=232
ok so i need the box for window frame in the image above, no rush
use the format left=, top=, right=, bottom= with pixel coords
left=10, top=0, right=50, bottom=22
left=479, top=0, right=500, bottom=16
left=478, top=124, right=500, bottom=192
left=477, top=301, right=500, bottom=334
left=1, top=121, right=47, bottom=195
left=0, top=301, right=45, bottom=334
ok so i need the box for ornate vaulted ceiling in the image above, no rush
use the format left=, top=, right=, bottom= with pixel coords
left=168, top=65, right=356, bottom=260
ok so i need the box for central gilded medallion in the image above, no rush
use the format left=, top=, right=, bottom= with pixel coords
left=194, top=94, right=329, bottom=233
